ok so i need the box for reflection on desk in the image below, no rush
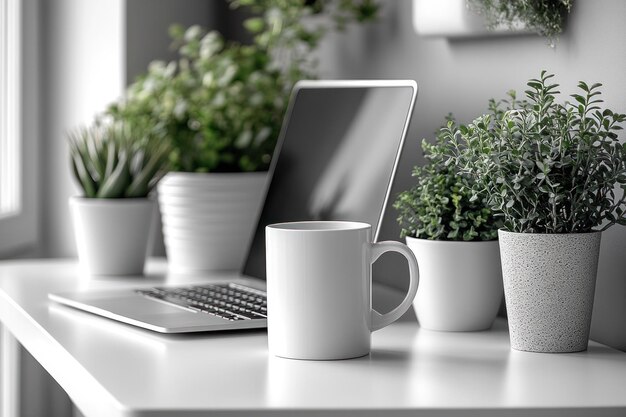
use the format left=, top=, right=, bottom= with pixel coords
left=0, top=259, right=625, bottom=417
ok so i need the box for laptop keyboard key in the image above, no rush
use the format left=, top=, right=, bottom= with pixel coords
left=136, top=283, right=267, bottom=322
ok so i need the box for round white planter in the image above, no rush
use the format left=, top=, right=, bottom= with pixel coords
left=157, top=172, right=267, bottom=273
left=406, top=237, right=503, bottom=332
left=70, top=197, right=155, bottom=275
left=498, top=230, right=601, bottom=353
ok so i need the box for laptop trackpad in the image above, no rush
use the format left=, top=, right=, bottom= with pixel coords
left=71, top=293, right=228, bottom=330
left=96, top=295, right=195, bottom=316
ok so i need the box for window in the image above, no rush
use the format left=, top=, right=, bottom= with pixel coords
left=0, top=0, right=38, bottom=254
left=0, top=0, right=21, bottom=218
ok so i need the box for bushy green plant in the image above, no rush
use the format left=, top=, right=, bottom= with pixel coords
left=468, top=0, right=573, bottom=44
left=108, top=0, right=379, bottom=173
left=394, top=118, right=500, bottom=241
left=68, top=123, right=171, bottom=198
left=108, top=29, right=284, bottom=173
left=446, top=70, right=626, bottom=234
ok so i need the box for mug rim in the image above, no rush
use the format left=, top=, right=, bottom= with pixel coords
left=266, top=221, right=371, bottom=232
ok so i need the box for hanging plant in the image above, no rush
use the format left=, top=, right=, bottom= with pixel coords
left=467, top=0, right=573, bottom=45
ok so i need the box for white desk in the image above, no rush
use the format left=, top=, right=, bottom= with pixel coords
left=1, top=259, right=625, bottom=417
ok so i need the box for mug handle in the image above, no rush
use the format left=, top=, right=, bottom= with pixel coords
left=369, top=241, right=420, bottom=332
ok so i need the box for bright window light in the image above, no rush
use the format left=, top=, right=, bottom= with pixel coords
left=0, top=0, right=21, bottom=219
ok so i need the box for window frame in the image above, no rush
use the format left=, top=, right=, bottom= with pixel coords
left=0, top=0, right=39, bottom=255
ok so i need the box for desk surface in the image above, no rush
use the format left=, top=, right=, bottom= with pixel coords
left=0, top=259, right=625, bottom=417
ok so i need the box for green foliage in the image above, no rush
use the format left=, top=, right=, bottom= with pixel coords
left=68, top=123, right=171, bottom=198
left=446, top=71, right=626, bottom=234
left=108, top=0, right=379, bottom=173
left=394, top=118, right=500, bottom=241
left=468, top=0, right=573, bottom=44
left=107, top=30, right=284, bottom=173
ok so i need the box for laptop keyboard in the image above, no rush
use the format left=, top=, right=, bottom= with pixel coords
left=136, top=283, right=267, bottom=322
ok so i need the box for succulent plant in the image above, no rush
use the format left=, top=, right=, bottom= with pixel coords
left=68, top=123, right=171, bottom=198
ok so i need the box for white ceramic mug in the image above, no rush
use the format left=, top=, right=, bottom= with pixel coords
left=266, top=221, right=419, bottom=360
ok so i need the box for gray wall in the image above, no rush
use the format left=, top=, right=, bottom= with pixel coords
left=125, top=0, right=215, bottom=85
left=315, top=0, right=626, bottom=350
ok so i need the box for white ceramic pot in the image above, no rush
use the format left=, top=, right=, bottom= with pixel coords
left=498, top=230, right=601, bottom=353
left=70, top=197, right=155, bottom=275
left=406, top=237, right=503, bottom=331
left=157, top=172, right=267, bottom=273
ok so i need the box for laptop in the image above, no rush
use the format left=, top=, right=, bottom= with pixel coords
left=49, top=79, right=418, bottom=333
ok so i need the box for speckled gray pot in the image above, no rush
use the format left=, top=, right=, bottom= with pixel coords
left=498, top=230, right=601, bottom=353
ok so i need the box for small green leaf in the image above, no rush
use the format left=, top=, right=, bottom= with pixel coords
left=244, top=17, right=264, bottom=34
left=97, top=153, right=131, bottom=198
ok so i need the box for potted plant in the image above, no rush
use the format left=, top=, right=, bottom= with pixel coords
left=68, top=122, right=170, bottom=275
left=111, top=26, right=284, bottom=273
left=394, top=119, right=503, bottom=332
left=447, top=71, right=626, bottom=352
left=107, top=0, right=380, bottom=272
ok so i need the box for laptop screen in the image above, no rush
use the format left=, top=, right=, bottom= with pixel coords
left=243, top=81, right=417, bottom=280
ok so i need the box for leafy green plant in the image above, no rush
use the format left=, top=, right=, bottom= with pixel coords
left=467, top=0, right=573, bottom=45
left=108, top=0, right=379, bottom=173
left=446, top=70, right=626, bottom=234
left=68, top=123, right=171, bottom=198
left=108, top=30, right=284, bottom=173
left=394, top=118, right=500, bottom=241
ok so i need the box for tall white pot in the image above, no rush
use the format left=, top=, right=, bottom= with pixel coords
left=498, top=230, right=601, bottom=353
left=70, top=197, right=155, bottom=276
left=157, top=172, right=267, bottom=273
left=406, top=237, right=503, bottom=331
